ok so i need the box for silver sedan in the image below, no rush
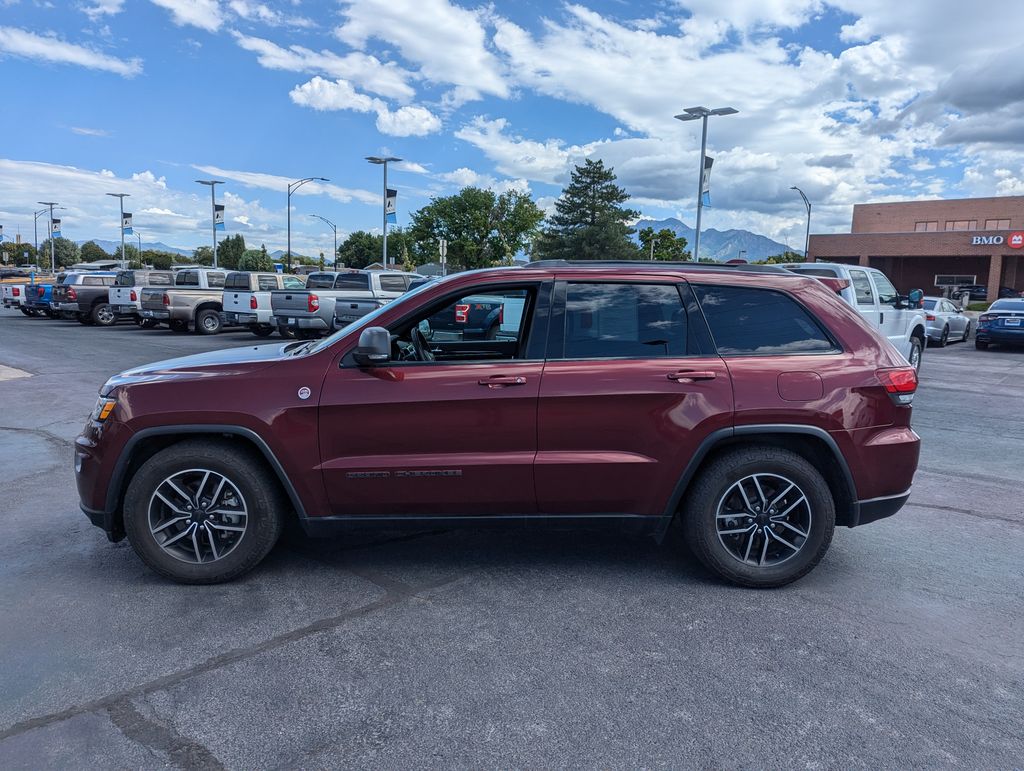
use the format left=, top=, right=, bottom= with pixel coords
left=923, top=297, right=971, bottom=346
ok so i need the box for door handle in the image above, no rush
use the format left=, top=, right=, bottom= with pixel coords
left=667, top=370, right=717, bottom=382
left=879, top=312, right=884, bottom=324
left=478, top=375, right=527, bottom=388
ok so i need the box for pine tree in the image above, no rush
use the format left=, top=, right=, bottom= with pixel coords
left=535, top=159, right=640, bottom=261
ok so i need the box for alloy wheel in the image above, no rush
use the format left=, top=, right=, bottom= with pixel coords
left=715, top=473, right=812, bottom=567
left=148, top=469, right=248, bottom=564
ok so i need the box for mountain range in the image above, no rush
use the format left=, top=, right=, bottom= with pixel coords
left=76, top=238, right=192, bottom=257
left=633, top=218, right=794, bottom=262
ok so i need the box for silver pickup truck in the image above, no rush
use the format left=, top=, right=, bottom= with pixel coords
left=270, top=269, right=420, bottom=338
left=139, top=268, right=227, bottom=334
left=109, top=269, right=175, bottom=327
left=222, top=271, right=306, bottom=338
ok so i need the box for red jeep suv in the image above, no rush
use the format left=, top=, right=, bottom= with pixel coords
left=75, top=261, right=920, bottom=587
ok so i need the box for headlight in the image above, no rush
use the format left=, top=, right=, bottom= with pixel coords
left=91, top=396, right=117, bottom=422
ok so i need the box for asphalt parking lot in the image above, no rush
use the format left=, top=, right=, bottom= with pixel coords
left=1, top=311, right=1022, bottom=768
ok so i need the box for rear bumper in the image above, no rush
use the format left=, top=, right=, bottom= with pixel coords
left=56, top=302, right=80, bottom=312
left=139, top=308, right=170, bottom=320
left=272, top=314, right=329, bottom=330
left=2, top=299, right=23, bottom=308
left=850, top=489, right=911, bottom=527
left=223, top=311, right=259, bottom=325
left=112, top=304, right=139, bottom=315
left=976, top=327, right=1024, bottom=344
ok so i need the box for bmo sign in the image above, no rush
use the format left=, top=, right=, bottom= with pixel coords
left=971, top=232, right=1024, bottom=248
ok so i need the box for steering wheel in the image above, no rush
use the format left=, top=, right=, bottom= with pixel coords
left=410, top=325, right=435, bottom=362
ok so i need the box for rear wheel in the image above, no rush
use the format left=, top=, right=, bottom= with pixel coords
left=19, top=307, right=34, bottom=316
left=962, top=322, right=971, bottom=342
left=91, top=303, right=117, bottom=326
left=975, top=339, right=989, bottom=350
left=76, top=313, right=93, bottom=325
left=937, top=326, right=949, bottom=347
left=279, top=327, right=297, bottom=339
left=123, top=440, right=285, bottom=584
left=251, top=325, right=274, bottom=338
left=196, top=309, right=222, bottom=335
left=680, top=446, right=835, bottom=588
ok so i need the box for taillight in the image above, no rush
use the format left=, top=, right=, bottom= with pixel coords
left=308, top=293, right=319, bottom=312
left=979, top=314, right=995, bottom=326
left=498, top=304, right=504, bottom=324
left=162, top=293, right=170, bottom=306
left=38, top=287, right=44, bottom=297
left=67, top=287, right=77, bottom=301
left=876, top=367, right=918, bottom=405
left=455, top=303, right=469, bottom=323
left=130, top=290, right=137, bottom=302
left=925, top=314, right=935, bottom=321
left=12, top=288, right=19, bottom=297
left=250, top=295, right=258, bottom=309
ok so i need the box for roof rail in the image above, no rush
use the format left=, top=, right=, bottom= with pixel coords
left=524, top=259, right=790, bottom=274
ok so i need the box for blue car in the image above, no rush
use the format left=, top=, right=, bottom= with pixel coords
left=976, top=299, right=1024, bottom=350
left=22, top=277, right=62, bottom=318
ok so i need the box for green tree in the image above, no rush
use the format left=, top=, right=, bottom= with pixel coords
left=38, top=237, right=81, bottom=269
left=756, top=251, right=803, bottom=264
left=337, top=231, right=381, bottom=269
left=141, top=250, right=177, bottom=270
left=0, top=241, right=36, bottom=266
left=638, top=227, right=691, bottom=261
left=409, top=187, right=544, bottom=271
left=79, top=240, right=110, bottom=263
left=238, top=248, right=274, bottom=272
left=193, top=245, right=214, bottom=266
left=535, top=159, right=640, bottom=261
left=216, top=234, right=246, bottom=270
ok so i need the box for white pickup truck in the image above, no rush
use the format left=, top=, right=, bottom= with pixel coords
left=2, top=284, right=30, bottom=314
left=785, top=262, right=927, bottom=370
left=222, top=271, right=307, bottom=338
left=108, top=269, right=175, bottom=327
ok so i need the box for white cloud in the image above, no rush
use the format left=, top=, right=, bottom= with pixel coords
left=131, top=170, right=168, bottom=188
left=436, top=167, right=529, bottom=194
left=70, top=126, right=110, bottom=137
left=336, top=0, right=508, bottom=102
left=80, top=0, right=124, bottom=20
left=149, top=0, right=224, bottom=32
left=288, top=76, right=443, bottom=136
left=0, top=27, right=142, bottom=77
left=191, top=162, right=380, bottom=206
left=228, top=0, right=312, bottom=28
left=233, top=32, right=415, bottom=100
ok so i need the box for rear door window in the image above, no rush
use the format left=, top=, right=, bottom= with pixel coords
left=335, top=273, right=370, bottom=290
left=282, top=275, right=305, bottom=289
left=693, top=285, right=836, bottom=355
left=306, top=274, right=336, bottom=289
left=177, top=271, right=198, bottom=286
left=378, top=275, right=408, bottom=292
left=207, top=272, right=226, bottom=288
left=849, top=270, right=875, bottom=306
left=559, top=282, right=688, bottom=359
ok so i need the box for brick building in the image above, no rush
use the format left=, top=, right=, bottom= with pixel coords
left=807, top=196, right=1024, bottom=299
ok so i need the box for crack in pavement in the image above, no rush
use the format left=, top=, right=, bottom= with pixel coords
left=905, top=501, right=1023, bottom=526
left=106, top=699, right=225, bottom=770
left=0, top=425, right=75, bottom=450
left=0, top=573, right=460, bottom=744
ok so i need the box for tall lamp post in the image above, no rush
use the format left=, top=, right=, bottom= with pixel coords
left=106, top=192, right=130, bottom=269
left=195, top=180, right=224, bottom=268
left=136, top=231, right=143, bottom=263
left=790, top=186, right=811, bottom=260
left=33, top=206, right=59, bottom=270
left=365, top=156, right=401, bottom=268
left=37, top=201, right=59, bottom=273
left=674, top=106, right=737, bottom=261
left=287, top=177, right=329, bottom=272
left=309, top=214, right=338, bottom=265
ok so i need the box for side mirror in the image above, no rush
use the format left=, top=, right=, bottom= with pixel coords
left=352, top=326, right=390, bottom=366
left=908, top=289, right=924, bottom=308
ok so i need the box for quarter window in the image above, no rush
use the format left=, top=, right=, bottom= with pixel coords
left=177, top=271, right=198, bottom=286
left=207, top=272, right=226, bottom=288
left=849, top=270, right=875, bottom=305
left=561, top=283, right=687, bottom=359
left=693, top=285, right=835, bottom=356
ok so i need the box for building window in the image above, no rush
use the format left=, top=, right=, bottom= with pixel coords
left=984, top=219, right=1011, bottom=230
left=944, top=220, right=978, bottom=231
left=914, top=221, right=938, bottom=232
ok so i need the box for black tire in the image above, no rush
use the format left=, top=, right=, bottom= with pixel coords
left=975, top=339, right=989, bottom=350
left=937, top=326, right=949, bottom=347
left=140, top=318, right=160, bottom=329
left=962, top=322, right=970, bottom=342
left=19, top=307, right=34, bottom=316
left=680, top=446, right=836, bottom=588
left=251, top=325, right=274, bottom=338
left=296, top=329, right=320, bottom=340
left=45, top=309, right=59, bottom=319
left=123, top=439, right=285, bottom=584
left=169, top=319, right=189, bottom=334
left=195, top=309, right=222, bottom=335
left=279, top=326, right=297, bottom=340
left=76, top=312, right=93, bottom=325
left=485, top=323, right=499, bottom=340
left=91, top=303, right=117, bottom=326
left=908, top=335, right=924, bottom=371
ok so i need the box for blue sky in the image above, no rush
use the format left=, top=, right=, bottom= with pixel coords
left=1, top=0, right=1023, bottom=256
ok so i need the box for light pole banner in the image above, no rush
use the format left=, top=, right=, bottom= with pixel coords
left=214, top=204, right=225, bottom=231
left=385, top=188, right=397, bottom=224
left=52, top=219, right=62, bottom=237
left=701, top=156, right=714, bottom=206
left=122, top=213, right=133, bottom=236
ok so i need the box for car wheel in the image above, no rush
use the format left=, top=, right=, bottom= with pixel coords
left=680, top=446, right=836, bottom=588
left=975, top=339, right=989, bottom=350
left=279, top=327, right=297, bottom=339
left=196, top=309, right=222, bottom=335
left=76, top=313, right=93, bottom=325
left=19, top=307, right=34, bottom=316
left=169, top=320, right=189, bottom=334
left=45, top=309, right=59, bottom=319
left=938, top=326, right=949, bottom=347
left=251, top=325, right=274, bottom=338
left=123, top=440, right=285, bottom=584
left=485, top=323, right=499, bottom=340
left=962, top=322, right=970, bottom=342
left=91, top=303, right=117, bottom=326
left=908, top=335, right=924, bottom=371
left=140, top=319, right=160, bottom=329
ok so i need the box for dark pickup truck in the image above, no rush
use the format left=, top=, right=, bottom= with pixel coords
left=51, top=272, right=119, bottom=325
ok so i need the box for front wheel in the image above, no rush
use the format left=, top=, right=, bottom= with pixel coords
left=908, top=335, right=924, bottom=371
left=123, top=440, right=285, bottom=584
left=680, top=446, right=836, bottom=588
left=251, top=325, right=274, bottom=338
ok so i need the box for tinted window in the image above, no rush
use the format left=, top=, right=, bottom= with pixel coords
left=335, top=273, right=370, bottom=290
left=257, top=275, right=278, bottom=291
left=693, top=285, right=835, bottom=356
left=83, top=275, right=105, bottom=286
left=922, top=299, right=937, bottom=310
left=177, top=271, right=198, bottom=286
left=791, top=267, right=838, bottom=278
left=990, top=299, right=1024, bottom=312
left=306, top=273, right=336, bottom=289
left=871, top=273, right=899, bottom=305
left=224, top=272, right=250, bottom=290
left=849, top=270, right=874, bottom=305
left=561, top=283, right=687, bottom=359
left=378, top=275, right=408, bottom=292
left=207, top=272, right=226, bottom=288
left=147, top=272, right=173, bottom=286
left=115, top=271, right=135, bottom=286
left=282, top=275, right=305, bottom=289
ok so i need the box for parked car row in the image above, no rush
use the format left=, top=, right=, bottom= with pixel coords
left=2, top=267, right=427, bottom=339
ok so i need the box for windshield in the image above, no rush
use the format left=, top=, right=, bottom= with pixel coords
left=305, top=277, right=445, bottom=355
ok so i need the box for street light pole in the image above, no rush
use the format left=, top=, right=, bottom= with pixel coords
left=195, top=180, right=224, bottom=268
left=137, top=231, right=142, bottom=262
left=309, top=214, right=338, bottom=265
left=287, top=177, right=329, bottom=273
left=37, top=201, right=59, bottom=273
left=790, top=186, right=812, bottom=260
left=674, top=106, right=738, bottom=261
left=106, top=192, right=130, bottom=269
left=366, top=156, right=401, bottom=268
left=33, top=207, right=47, bottom=270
